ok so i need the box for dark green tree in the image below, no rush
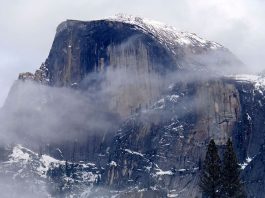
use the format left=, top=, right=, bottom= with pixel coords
left=199, top=139, right=222, bottom=198
left=221, top=138, right=247, bottom=198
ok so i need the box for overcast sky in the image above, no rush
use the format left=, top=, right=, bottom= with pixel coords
left=0, top=0, right=264, bottom=106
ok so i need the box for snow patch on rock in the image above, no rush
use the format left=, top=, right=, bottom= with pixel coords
left=124, top=149, right=144, bottom=157
left=231, top=74, right=265, bottom=94
left=155, top=168, right=173, bottom=176
left=9, top=145, right=31, bottom=164
left=240, top=156, right=254, bottom=170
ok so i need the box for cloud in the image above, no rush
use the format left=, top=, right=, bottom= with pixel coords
left=0, top=46, right=239, bottom=148
left=0, top=80, right=121, bottom=145
left=0, top=0, right=264, bottom=106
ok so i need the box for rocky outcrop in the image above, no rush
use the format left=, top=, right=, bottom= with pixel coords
left=19, top=63, right=49, bottom=84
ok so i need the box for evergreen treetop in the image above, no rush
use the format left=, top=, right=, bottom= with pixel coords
left=199, top=139, right=222, bottom=198
left=222, top=138, right=246, bottom=198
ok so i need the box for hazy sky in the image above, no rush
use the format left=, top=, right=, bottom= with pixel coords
left=0, top=0, right=264, bottom=106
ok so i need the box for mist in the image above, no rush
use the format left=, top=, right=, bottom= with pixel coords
left=1, top=0, right=265, bottom=106
left=0, top=175, right=48, bottom=198
left=0, top=60, right=235, bottom=147
left=0, top=79, right=120, bottom=145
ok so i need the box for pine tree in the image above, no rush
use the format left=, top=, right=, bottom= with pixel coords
left=199, top=139, right=222, bottom=198
left=221, top=139, right=247, bottom=198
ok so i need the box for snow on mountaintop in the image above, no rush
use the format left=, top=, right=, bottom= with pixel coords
left=107, top=14, right=223, bottom=52
left=232, top=74, right=261, bottom=82
left=231, top=74, right=265, bottom=94
left=57, top=14, right=224, bottom=54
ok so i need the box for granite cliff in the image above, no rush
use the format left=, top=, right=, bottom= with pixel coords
left=0, top=14, right=264, bottom=197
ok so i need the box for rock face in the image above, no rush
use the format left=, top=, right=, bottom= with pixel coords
left=2, top=15, right=265, bottom=197
left=19, top=14, right=241, bottom=117
left=102, top=78, right=262, bottom=197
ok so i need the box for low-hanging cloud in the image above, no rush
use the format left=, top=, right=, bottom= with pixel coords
left=1, top=0, right=265, bottom=106
left=0, top=79, right=121, bottom=145
left=0, top=64, right=233, bottom=147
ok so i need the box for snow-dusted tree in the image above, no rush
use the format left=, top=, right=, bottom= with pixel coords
left=221, top=139, right=246, bottom=198
left=199, top=139, right=222, bottom=198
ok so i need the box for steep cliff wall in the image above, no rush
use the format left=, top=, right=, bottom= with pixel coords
left=18, top=16, right=240, bottom=117
left=2, top=16, right=263, bottom=197
left=101, top=79, right=243, bottom=197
